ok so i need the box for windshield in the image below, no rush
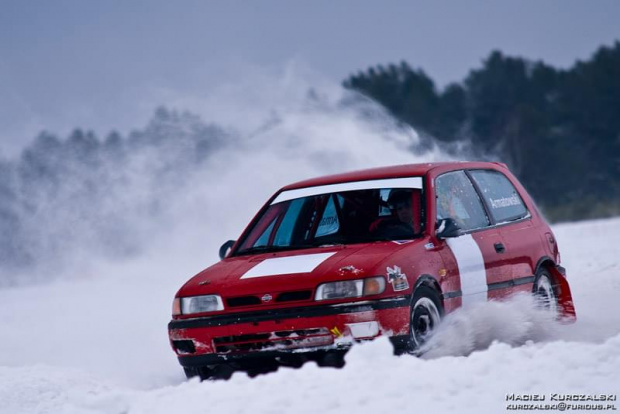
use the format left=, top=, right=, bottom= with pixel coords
left=235, top=183, right=425, bottom=256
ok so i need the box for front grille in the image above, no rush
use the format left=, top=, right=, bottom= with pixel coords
left=214, top=333, right=271, bottom=343
left=225, top=290, right=313, bottom=308
left=226, top=296, right=262, bottom=307
left=276, top=290, right=312, bottom=302
left=213, top=328, right=332, bottom=353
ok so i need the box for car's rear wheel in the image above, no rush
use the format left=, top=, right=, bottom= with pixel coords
left=408, top=286, right=443, bottom=352
left=533, top=268, right=558, bottom=315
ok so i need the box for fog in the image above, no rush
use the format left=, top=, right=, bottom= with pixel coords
left=0, top=69, right=448, bottom=286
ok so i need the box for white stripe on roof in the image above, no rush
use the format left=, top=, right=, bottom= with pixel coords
left=272, top=177, right=423, bottom=204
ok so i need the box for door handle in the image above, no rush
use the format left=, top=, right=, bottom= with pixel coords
left=494, top=242, right=506, bottom=253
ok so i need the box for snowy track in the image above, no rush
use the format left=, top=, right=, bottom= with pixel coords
left=1, top=217, right=619, bottom=414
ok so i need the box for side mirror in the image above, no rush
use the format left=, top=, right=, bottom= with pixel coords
left=436, top=218, right=462, bottom=239
left=219, top=240, right=236, bottom=260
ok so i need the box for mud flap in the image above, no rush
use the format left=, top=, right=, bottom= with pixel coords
left=549, top=266, right=577, bottom=322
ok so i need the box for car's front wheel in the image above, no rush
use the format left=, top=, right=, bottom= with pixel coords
left=408, top=286, right=443, bottom=352
left=184, top=364, right=234, bottom=381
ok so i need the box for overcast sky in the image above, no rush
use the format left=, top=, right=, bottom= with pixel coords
left=1, top=0, right=619, bottom=156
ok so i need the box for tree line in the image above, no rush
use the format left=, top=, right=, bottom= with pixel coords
left=343, top=41, right=620, bottom=221
left=0, top=108, right=227, bottom=279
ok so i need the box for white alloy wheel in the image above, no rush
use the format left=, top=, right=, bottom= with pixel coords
left=533, top=271, right=558, bottom=316
left=410, top=291, right=442, bottom=349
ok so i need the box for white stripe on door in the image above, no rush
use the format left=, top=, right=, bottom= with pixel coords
left=446, top=234, right=488, bottom=306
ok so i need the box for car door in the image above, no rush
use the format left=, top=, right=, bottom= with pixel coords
left=435, top=170, right=510, bottom=306
left=468, top=169, right=537, bottom=296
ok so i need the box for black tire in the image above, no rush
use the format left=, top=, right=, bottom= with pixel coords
left=407, top=285, right=443, bottom=352
left=532, top=268, right=559, bottom=315
left=315, top=351, right=346, bottom=368
left=244, top=358, right=279, bottom=378
left=183, top=366, right=199, bottom=379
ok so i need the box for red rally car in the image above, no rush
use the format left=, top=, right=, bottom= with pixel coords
left=168, top=162, right=576, bottom=379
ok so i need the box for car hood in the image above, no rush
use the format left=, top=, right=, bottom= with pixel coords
left=178, top=241, right=420, bottom=299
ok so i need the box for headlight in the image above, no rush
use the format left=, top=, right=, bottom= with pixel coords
left=172, top=298, right=181, bottom=316
left=315, top=277, right=386, bottom=301
left=176, top=295, right=224, bottom=315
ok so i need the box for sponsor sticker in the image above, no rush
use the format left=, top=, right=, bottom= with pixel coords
left=387, top=265, right=409, bottom=292
left=490, top=194, right=521, bottom=209
left=330, top=326, right=343, bottom=337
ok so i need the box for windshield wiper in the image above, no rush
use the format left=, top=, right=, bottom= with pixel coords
left=235, top=245, right=297, bottom=255
left=236, top=241, right=344, bottom=256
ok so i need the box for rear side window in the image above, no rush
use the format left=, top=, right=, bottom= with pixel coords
left=436, top=171, right=490, bottom=231
left=469, top=170, right=528, bottom=223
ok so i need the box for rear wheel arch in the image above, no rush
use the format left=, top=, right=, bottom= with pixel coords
left=532, top=266, right=559, bottom=315
left=535, top=256, right=557, bottom=275
left=534, top=256, right=559, bottom=288
left=533, top=255, right=577, bottom=321
left=533, top=256, right=563, bottom=300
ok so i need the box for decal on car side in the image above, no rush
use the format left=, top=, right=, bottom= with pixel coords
left=240, top=252, right=337, bottom=279
left=446, top=234, right=488, bottom=306
left=490, top=195, right=522, bottom=209
left=387, top=265, right=409, bottom=292
left=330, top=327, right=343, bottom=337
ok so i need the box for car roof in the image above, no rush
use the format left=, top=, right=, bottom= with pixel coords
left=281, top=161, right=508, bottom=190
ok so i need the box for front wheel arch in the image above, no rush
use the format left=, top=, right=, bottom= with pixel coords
left=414, top=274, right=444, bottom=306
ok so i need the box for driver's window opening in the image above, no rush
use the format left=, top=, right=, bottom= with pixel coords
left=435, top=171, right=490, bottom=231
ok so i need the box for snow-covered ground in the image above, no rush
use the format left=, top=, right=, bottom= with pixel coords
left=1, top=215, right=619, bottom=414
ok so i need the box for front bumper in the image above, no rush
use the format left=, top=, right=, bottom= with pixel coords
left=168, top=296, right=411, bottom=367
